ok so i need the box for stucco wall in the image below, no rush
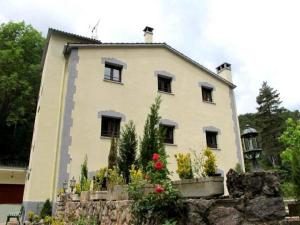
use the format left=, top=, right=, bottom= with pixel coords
left=24, top=33, right=244, bottom=207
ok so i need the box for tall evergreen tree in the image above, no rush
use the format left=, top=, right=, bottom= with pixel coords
left=139, top=96, right=165, bottom=171
left=80, top=155, right=88, bottom=189
left=108, top=137, right=118, bottom=169
left=256, top=81, right=285, bottom=167
left=118, top=120, right=137, bottom=183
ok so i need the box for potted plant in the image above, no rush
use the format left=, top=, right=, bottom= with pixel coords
left=80, top=178, right=91, bottom=202
left=90, top=167, right=108, bottom=200
left=107, top=167, right=127, bottom=200
left=71, top=183, right=81, bottom=201
left=172, top=149, right=223, bottom=198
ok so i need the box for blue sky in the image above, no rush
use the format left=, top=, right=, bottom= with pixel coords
left=1, top=0, right=299, bottom=114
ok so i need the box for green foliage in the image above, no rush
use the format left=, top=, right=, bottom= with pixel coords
left=279, top=118, right=300, bottom=199
left=28, top=211, right=35, bottom=222
left=107, top=167, right=124, bottom=189
left=93, top=167, right=107, bottom=191
left=139, top=96, right=166, bottom=171
left=203, top=148, right=217, bottom=176
left=33, top=214, right=40, bottom=223
left=190, top=150, right=205, bottom=178
left=118, top=120, right=137, bottom=183
left=234, top=163, right=243, bottom=174
left=78, top=156, right=90, bottom=192
left=40, top=199, right=52, bottom=218
left=175, top=153, right=193, bottom=179
left=43, top=215, right=53, bottom=225
left=108, top=137, right=118, bottom=169
left=281, top=181, right=297, bottom=199
left=75, top=183, right=81, bottom=195
left=129, top=152, right=183, bottom=225
left=0, top=21, right=45, bottom=165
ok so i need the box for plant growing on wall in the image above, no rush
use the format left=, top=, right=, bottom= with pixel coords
left=175, top=153, right=193, bottom=179
left=139, top=96, right=166, bottom=171
left=108, top=137, right=118, bottom=169
left=118, top=120, right=138, bottom=183
left=203, top=148, right=217, bottom=176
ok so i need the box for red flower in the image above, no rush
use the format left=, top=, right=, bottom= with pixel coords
left=155, top=184, right=164, bottom=193
left=152, top=153, right=160, bottom=161
left=154, top=161, right=164, bottom=170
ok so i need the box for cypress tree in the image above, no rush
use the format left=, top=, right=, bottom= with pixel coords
left=256, top=81, right=285, bottom=168
left=108, top=137, right=118, bottom=169
left=139, top=96, right=165, bottom=171
left=118, top=120, right=137, bottom=183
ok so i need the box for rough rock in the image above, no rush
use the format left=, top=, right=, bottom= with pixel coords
left=208, top=206, right=243, bottom=225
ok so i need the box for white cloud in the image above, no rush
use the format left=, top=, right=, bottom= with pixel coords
left=0, top=0, right=299, bottom=114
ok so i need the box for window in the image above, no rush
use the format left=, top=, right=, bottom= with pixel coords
left=202, top=87, right=213, bottom=102
left=160, top=125, right=174, bottom=144
left=104, top=63, right=122, bottom=82
left=101, top=116, right=121, bottom=137
left=206, top=131, right=218, bottom=148
left=158, top=76, right=172, bottom=93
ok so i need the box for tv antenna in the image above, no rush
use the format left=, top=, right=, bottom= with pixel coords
left=89, top=19, right=100, bottom=39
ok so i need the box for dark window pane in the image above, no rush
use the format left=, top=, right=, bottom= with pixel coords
left=202, top=87, right=213, bottom=102
left=101, top=116, right=121, bottom=137
left=160, top=125, right=174, bottom=144
left=104, top=64, right=122, bottom=82
left=206, top=131, right=218, bottom=148
left=158, top=76, right=172, bottom=93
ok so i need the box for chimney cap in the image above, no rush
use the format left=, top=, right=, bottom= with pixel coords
left=216, top=62, right=231, bottom=73
left=143, top=26, right=154, bottom=33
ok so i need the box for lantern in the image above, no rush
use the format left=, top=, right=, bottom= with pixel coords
left=241, top=125, right=262, bottom=171
left=69, top=176, right=76, bottom=193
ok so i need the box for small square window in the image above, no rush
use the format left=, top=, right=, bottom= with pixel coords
left=160, top=125, right=174, bottom=144
left=104, top=63, right=122, bottom=82
left=202, top=87, right=213, bottom=102
left=206, top=131, right=218, bottom=148
left=158, top=76, right=172, bottom=93
left=101, top=116, right=121, bottom=137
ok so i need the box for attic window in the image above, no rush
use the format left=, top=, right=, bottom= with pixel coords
left=104, top=63, right=122, bottom=82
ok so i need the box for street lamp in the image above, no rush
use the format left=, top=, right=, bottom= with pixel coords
left=62, top=180, right=68, bottom=193
left=241, top=125, right=262, bottom=171
left=70, top=176, right=76, bottom=193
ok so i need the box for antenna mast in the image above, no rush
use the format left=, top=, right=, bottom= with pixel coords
left=90, top=19, right=100, bottom=39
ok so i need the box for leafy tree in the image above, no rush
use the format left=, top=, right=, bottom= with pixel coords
left=139, top=96, right=166, bottom=171
left=0, top=21, right=45, bottom=165
left=279, top=118, right=300, bottom=198
left=118, top=120, right=137, bottom=183
left=108, top=137, right=118, bottom=169
left=40, top=199, right=52, bottom=218
left=256, top=81, right=285, bottom=168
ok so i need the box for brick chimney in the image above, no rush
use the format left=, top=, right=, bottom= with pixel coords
left=143, top=26, right=154, bottom=43
left=216, top=63, right=232, bottom=82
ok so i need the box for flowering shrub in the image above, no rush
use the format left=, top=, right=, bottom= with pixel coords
left=129, top=153, right=183, bottom=225
left=175, top=153, right=193, bottom=179
left=107, top=167, right=125, bottom=189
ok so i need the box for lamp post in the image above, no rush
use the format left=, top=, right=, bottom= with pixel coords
left=63, top=180, right=68, bottom=193
left=70, top=176, right=76, bottom=193
left=241, top=125, right=262, bottom=171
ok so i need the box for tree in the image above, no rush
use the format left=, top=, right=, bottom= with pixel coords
left=0, top=21, right=45, bottom=165
left=256, top=81, right=285, bottom=168
left=279, top=118, right=300, bottom=198
left=108, top=137, right=118, bottom=169
left=80, top=155, right=88, bottom=189
left=118, top=120, right=137, bottom=183
left=139, top=96, right=166, bottom=171
left=40, top=199, right=52, bottom=218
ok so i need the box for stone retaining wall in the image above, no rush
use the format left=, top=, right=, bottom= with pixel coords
left=55, top=170, right=287, bottom=225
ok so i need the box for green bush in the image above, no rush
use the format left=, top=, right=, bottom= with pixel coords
left=93, top=167, right=108, bottom=191
left=40, top=199, right=52, bottom=218
left=203, top=148, right=217, bottom=176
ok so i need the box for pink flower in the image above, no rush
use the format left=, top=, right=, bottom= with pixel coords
left=152, top=153, right=160, bottom=161
left=155, top=184, right=164, bottom=193
left=154, top=161, right=164, bottom=170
